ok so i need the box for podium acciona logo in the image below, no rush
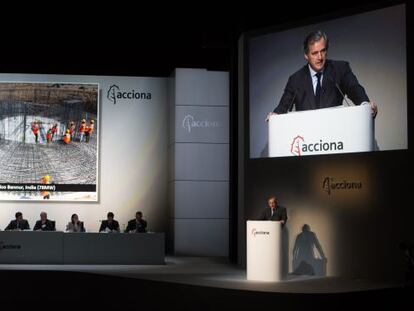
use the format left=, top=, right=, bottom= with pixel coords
left=290, top=135, right=344, bottom=156
left=291, top=135, right=305, bottom=155
left=251, top=228, right=270, bottom=237
left=322, top=177, right=362, bottom=195
left=107, top=84, right=152, bottom=105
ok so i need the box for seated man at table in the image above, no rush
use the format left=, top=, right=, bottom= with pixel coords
left=99, top=212, right=120, bottom=233
left=5, top=212, right=30, bottom=231
left=66, top=213, right=86, bottom=232
left=125, top=211, right=147, bottom=233
left=33, top=212, right=56, bottom=231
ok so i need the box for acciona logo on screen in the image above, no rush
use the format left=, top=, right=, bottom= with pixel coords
left=290, top=135, right=344, bottom=156
left=107, top=84, right=152, bottom=105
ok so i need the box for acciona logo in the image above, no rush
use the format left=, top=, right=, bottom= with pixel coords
left=107, top=84, right=152, bottom=104
left=322, top=177, right=362, bottom=195
left=0, top=241, right=21, bottom=250
left=182, top=114, right=221, bottom=133
left=290, top=135, right=344, bottom=156
left=251, top=228, right=270, bottom=237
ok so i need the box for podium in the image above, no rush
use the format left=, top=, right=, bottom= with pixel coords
left=268, top=105, right=374, bottom=157
left=247, top=220, right=282, bottom=282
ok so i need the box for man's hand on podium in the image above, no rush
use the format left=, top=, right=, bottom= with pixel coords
left=363, top=101, right=378, bottom=118
left=266, top=112, right=278, bottom=122
left=369, top=101, right=378, bottom=118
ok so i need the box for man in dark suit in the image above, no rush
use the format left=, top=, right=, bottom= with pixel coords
left=125, top=211, right=147, bottom=233
left=259, top=196, right=287, bottom=226
left=99, top=212, right=120, bottom=232
left=268, top=30, right=378, bottom=118
left=33, top=212, right=56, bottom=231
left=5, top=212, right=30, bottom=230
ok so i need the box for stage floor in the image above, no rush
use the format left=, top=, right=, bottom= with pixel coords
left=0, top=256, right=402, bottom=294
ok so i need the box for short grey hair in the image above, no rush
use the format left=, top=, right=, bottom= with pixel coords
left=303, top=30, right=329, bottom=54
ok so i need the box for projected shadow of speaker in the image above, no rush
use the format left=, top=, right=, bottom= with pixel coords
left=292, top=258, right=327, bottom=276
left=292, top=224, right=327, bottom=276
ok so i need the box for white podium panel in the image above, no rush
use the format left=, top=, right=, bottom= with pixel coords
left=247, top=220, right=282, bottom=282
left=269, top=105, right=374, bottom=157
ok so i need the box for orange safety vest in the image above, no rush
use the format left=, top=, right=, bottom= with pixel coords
left=32, top=124, right=39, bottom=134
left=63, top=134, right=71, bottom=144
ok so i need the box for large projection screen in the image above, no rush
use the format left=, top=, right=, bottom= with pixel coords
left=248, top=4, right=407, bottom=158
left=0, top=82, right=99, bottom=201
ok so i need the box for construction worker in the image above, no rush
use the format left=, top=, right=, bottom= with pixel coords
left=51, top=123, right=58, bottom=141
left=69, top=121, right=76, bottom=140
left=46, top=128, right=53, bottom=144
left=41, top=175, right=51, bottom=199
left=31, top=121, right=39, bottom=143
left=86, top=119, right=95, bottom=142
left=79, top=119, right=87, bottom=142
left=63, top=129, right=71, bottom=144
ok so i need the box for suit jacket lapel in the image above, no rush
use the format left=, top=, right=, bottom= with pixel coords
left=302, top=65, right=316, bottom=110
left=320, top=61, right=335, bottom=108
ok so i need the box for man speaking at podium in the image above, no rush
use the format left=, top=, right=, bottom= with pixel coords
left=259, top=196, right=287, bottom=226
left=267, top=30, right=378, bottom=119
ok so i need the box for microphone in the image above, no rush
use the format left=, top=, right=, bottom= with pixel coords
left=288, top=91, right=297, bottom=112
left=327, top=76, right=351, bottom=106
left=335, top=83, right=351, bottom=107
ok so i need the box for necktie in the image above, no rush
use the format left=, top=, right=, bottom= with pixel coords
left=315, top=71, right=322, bottom=108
